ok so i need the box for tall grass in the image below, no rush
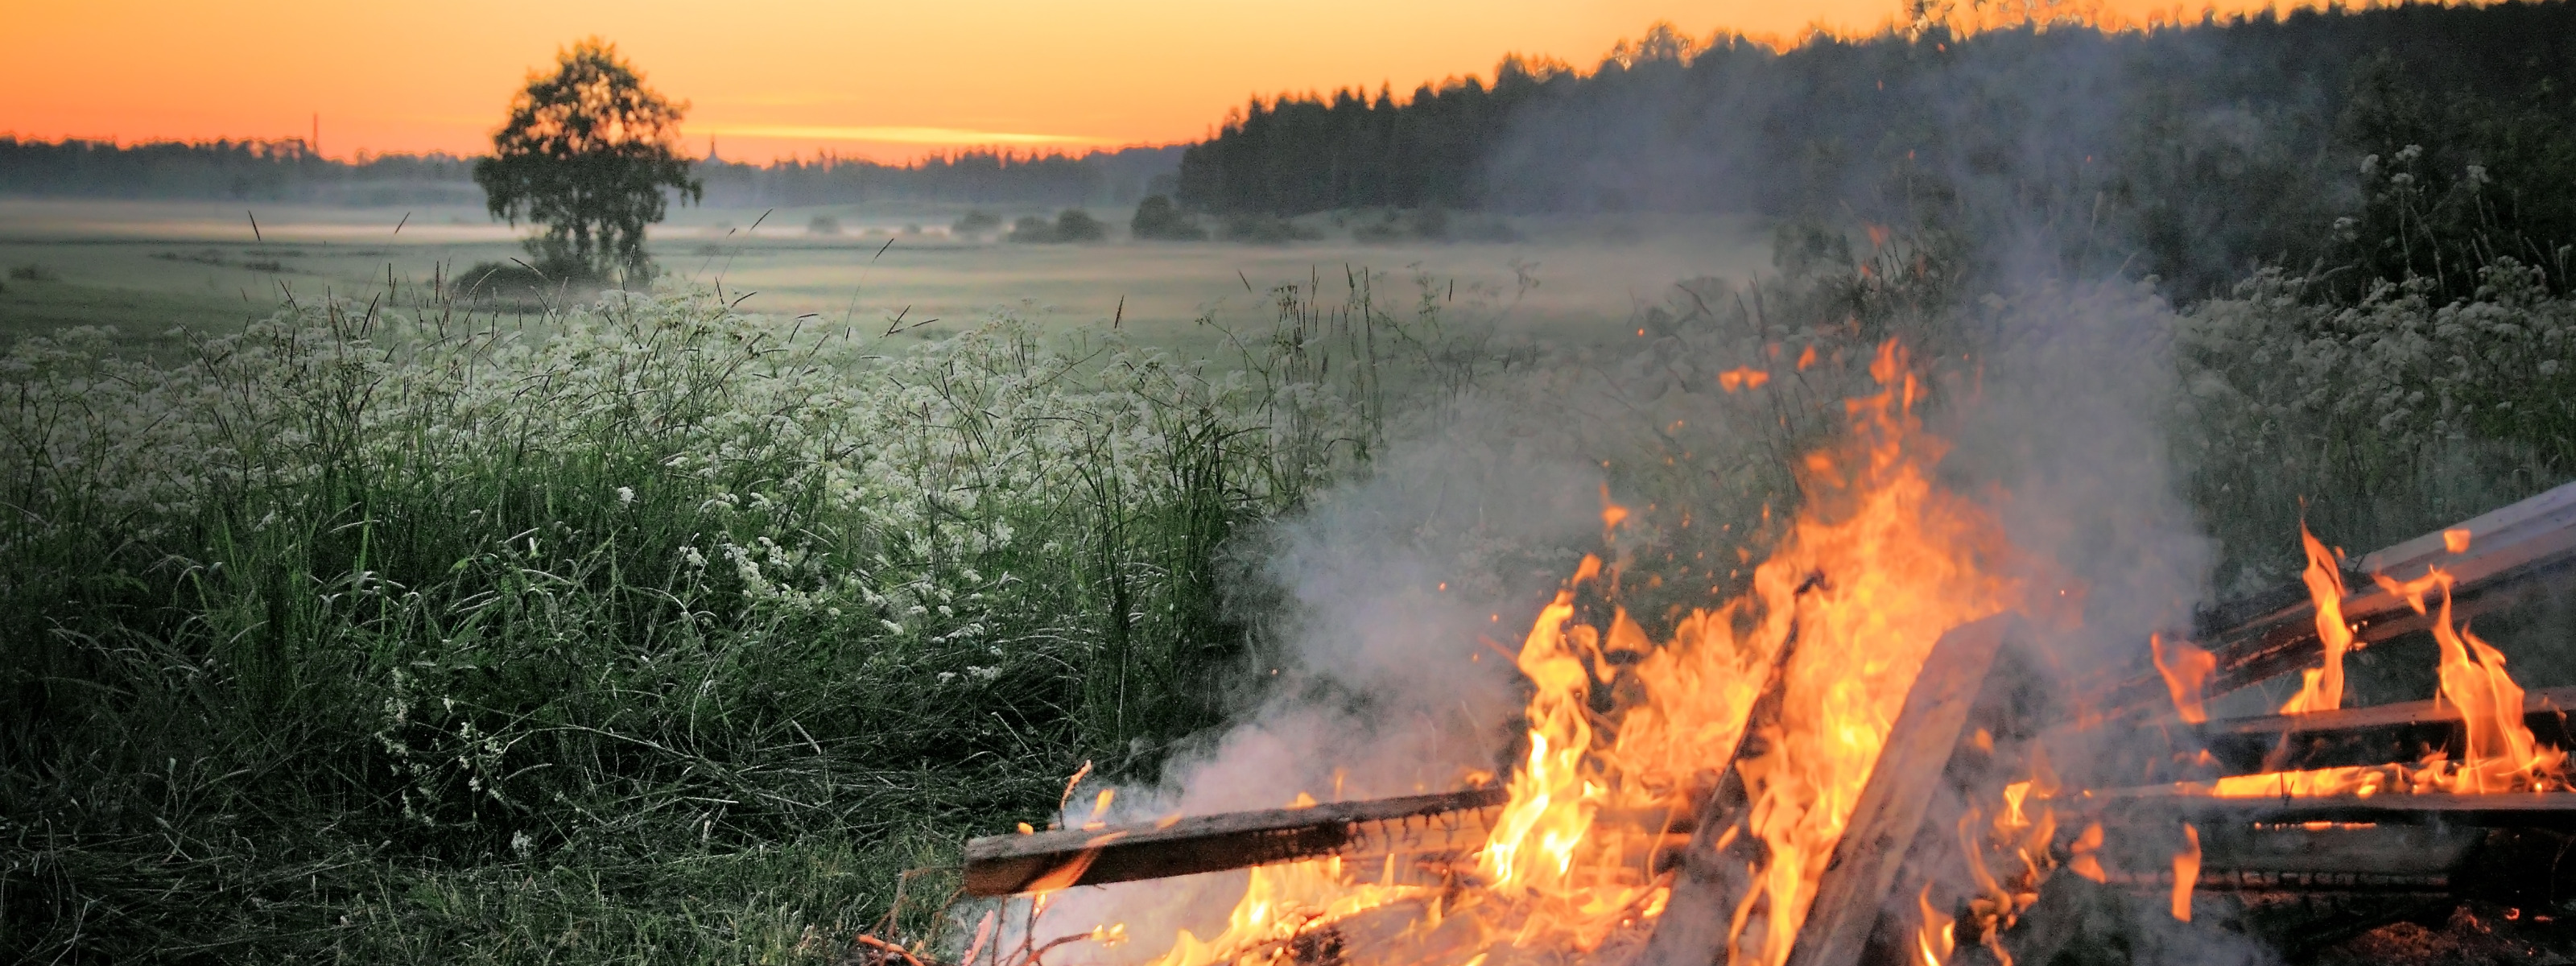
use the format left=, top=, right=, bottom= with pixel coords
left=0, top=276, right=1476, bottom=962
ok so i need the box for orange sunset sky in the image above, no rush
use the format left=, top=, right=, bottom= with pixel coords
left=6, top=0, right=2356, bottom=164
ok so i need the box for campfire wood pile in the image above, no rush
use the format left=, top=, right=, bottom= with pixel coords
left=961, top=481, right=2576, bottom=964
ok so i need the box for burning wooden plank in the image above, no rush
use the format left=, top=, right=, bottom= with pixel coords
left=1635, top=614, right=2054, bottom=966
left=1630, top=605, right=1826, bottom=966
left=961, top=788, right=1503, bottom=896
left=2079, top=786, right=2576, bottom=827
left=2081, top=685, right=2576, bottom=786
left=1781, top=614, right=2056, bottom=966
left=2099, top=480, right=2576, bottom=719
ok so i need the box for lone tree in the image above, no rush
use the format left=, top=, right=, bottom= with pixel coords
left=473, top=38, right=700, bottom=280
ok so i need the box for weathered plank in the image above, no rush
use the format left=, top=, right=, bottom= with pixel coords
left=961, top=788, right=1502, bottom=896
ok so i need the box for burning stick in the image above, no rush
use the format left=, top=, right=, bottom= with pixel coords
left=962, top=789, right=1505, bottom=896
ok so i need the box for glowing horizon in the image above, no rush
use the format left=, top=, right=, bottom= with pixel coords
left=4, top=0, right=2444, bottom=165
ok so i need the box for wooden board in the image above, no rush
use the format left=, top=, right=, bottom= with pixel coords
left=961, top=788, right=1502, bottom=896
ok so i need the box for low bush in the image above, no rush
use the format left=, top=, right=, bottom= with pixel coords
left=950, top=209, right=1001, bottom=238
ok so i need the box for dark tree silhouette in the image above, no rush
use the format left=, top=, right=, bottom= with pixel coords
left=473, top=38, right=700, bottom=279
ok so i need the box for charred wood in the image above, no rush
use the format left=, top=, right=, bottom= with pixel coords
left=962, top=788, right=1502, bottom=896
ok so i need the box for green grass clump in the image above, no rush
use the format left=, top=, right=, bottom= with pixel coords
left=0, top=286, right=1377, bottom=962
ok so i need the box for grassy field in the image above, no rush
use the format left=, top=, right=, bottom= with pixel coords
left=0, top=197, right=1772, bottom=357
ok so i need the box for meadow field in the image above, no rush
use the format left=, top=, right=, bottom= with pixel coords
left=0, top=197, right=1769, bottom=356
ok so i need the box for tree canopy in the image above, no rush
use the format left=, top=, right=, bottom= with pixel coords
left=473, top=38, right=700, bottom=279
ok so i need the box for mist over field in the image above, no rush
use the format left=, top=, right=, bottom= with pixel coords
left=8, top=3, right=2576, bottom=964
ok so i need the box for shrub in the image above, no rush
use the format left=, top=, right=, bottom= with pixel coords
left=1005, top=214, right=1056, bottom=243
left=807, top=214, right=843, bottom=235
left=8, top=263, right=60, bottom=282
left=1053, top=208, right=1107, bottom=242
left=951, top=209, right=1001, bottom=237
left=1130, top=195, right=1207, bottom=241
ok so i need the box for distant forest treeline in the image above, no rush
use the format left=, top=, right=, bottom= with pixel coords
left=0, top=138, right=481, bottom=204
left=1177, top=1, right=2576, bottom=297
left=0, top=137, right=1182, bottom=208
left=694, top=145, right=1183, bottom=208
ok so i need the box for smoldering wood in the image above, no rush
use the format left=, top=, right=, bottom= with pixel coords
left=2074, top=685, right=2576, bottom=786
left=1996, top=868, right=2457, bottom=965
left=1786, top=615, right=2058, bottom=966
left=961, top=788, right=1503, bottom=896
left=2095, top=479, right=2576, bottom=720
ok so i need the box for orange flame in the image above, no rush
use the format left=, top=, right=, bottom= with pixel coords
left=2170, top=824, right=2199, bottom=923
left=2065, top=823, right=2107, bottom=883
left=1913, top=883, right=1955, bottom=966
left=2149, top=633, right=2215, bottom=724
left=2276, top=525, right=2354, bottom=715
left=1136, top=857, right=1434, bottom=966
left=2376, top=567, right=2568, bottom=793
left=2213, top=555, right=2568, bottom=799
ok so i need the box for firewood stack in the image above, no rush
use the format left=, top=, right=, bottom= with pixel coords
left=961, top=481, right=2576, bottom=964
